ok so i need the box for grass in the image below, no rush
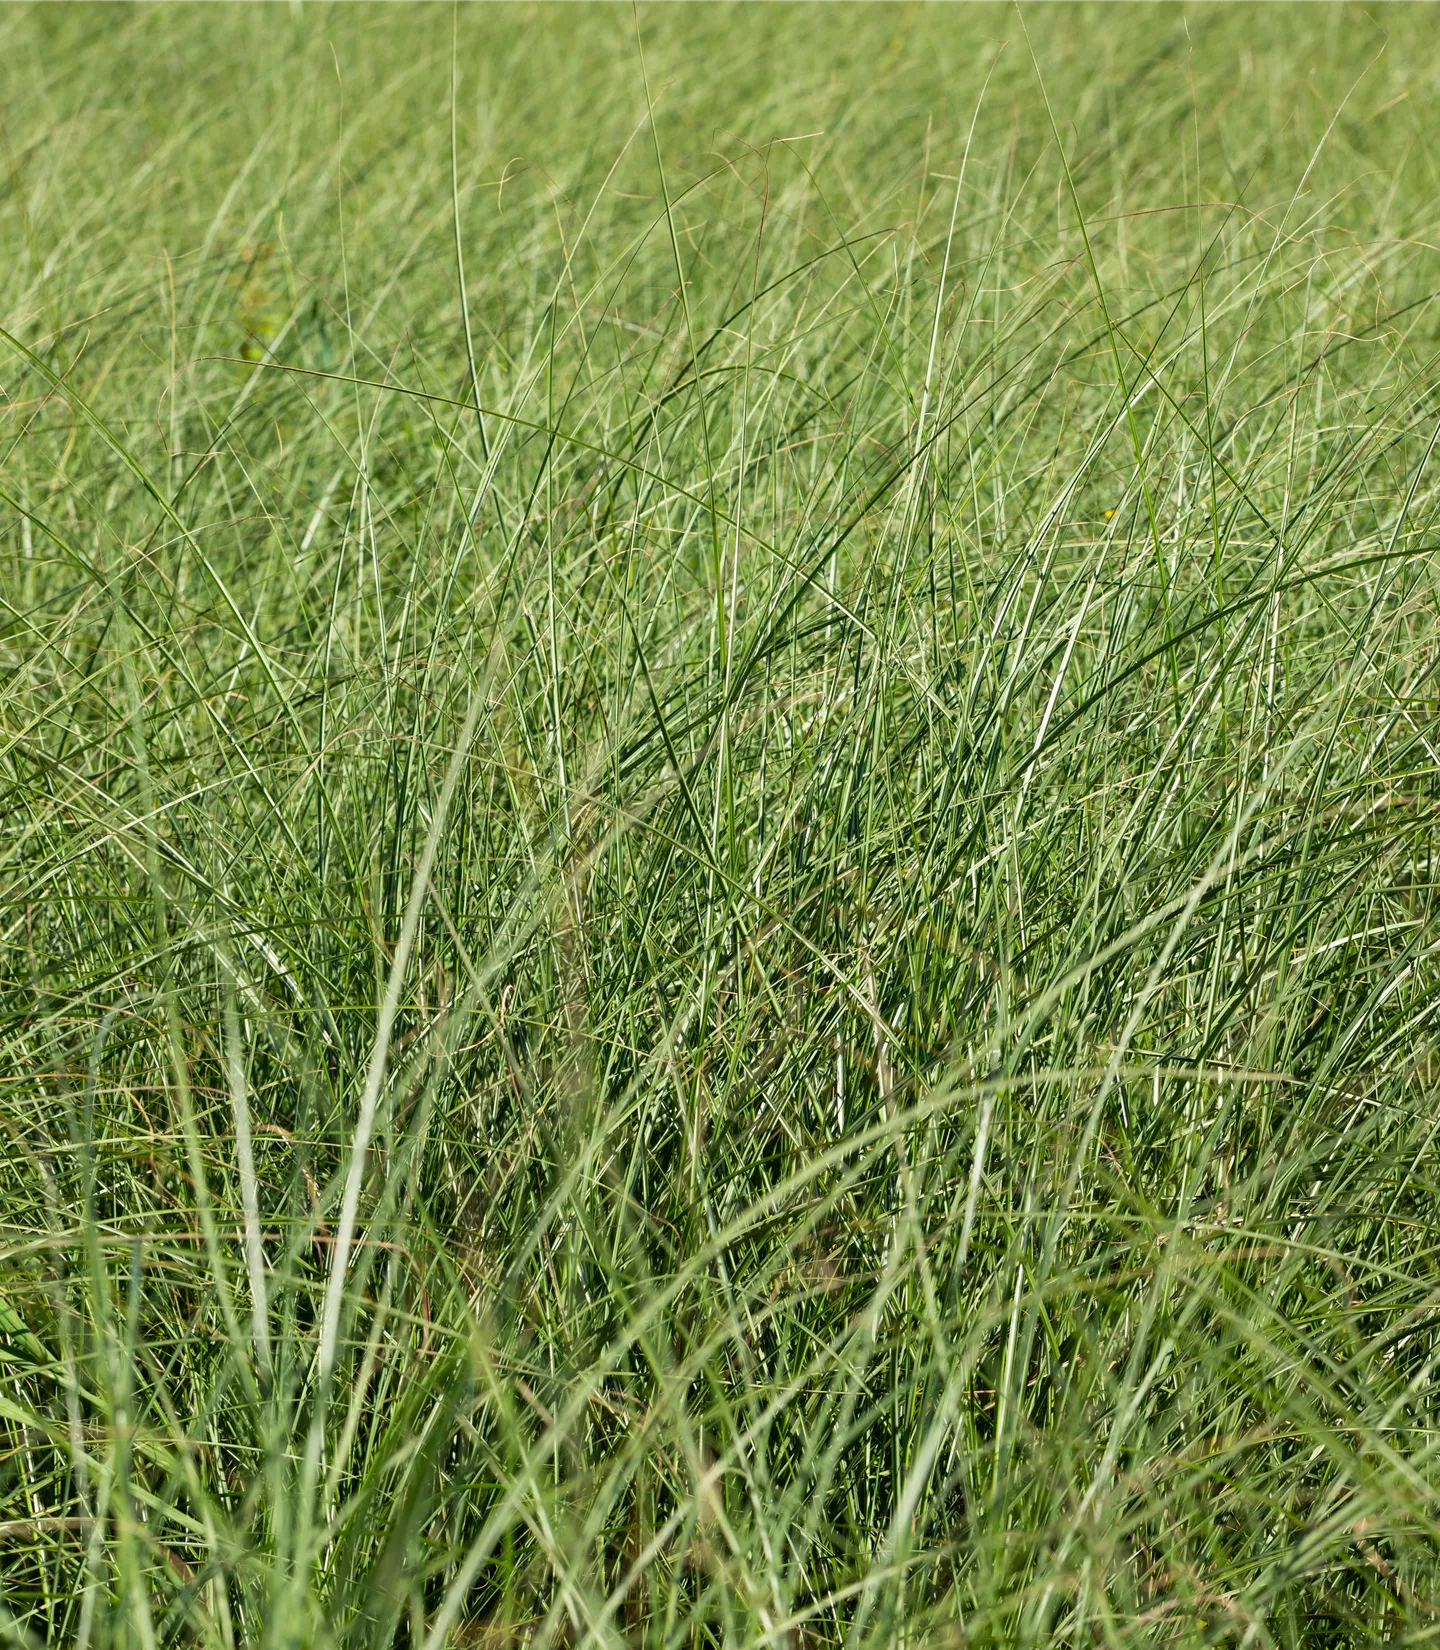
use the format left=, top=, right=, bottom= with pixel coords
left=3, top=2, right=1440, bottom=1644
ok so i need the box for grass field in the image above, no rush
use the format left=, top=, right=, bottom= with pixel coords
left=4, top=3, right=1440, bottom=1644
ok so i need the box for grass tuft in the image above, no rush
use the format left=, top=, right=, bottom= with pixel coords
left=4, top=5, right=1440, bottom=1646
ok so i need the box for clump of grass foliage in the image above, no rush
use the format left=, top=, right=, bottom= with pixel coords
left=4, top=4, right=1440, bottom=1645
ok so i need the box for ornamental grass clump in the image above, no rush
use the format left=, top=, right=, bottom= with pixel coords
left=3, top=5, right=1440, bottom=1646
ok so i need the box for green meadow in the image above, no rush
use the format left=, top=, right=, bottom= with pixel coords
left=4, top=3, right=1440, bottom=1643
